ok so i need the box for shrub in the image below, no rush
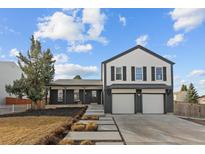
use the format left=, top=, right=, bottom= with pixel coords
left=59, top=139, right=75, bottom=145
left=80, top=140, right=94, bottom=145
left=81, top=115, right=99, bottom=120
left=71, top=123, right=86, bottom=131
left=85, top=122, right=98, bottom=131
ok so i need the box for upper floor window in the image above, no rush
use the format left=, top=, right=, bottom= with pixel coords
left=136, top=67, right=143, bottom=80
left=116, top=67, right=122, bottom=80
left=156, top=67, right=163, bottom=80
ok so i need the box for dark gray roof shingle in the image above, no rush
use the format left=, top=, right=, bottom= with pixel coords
left=49, top=79, right=102, bottom=86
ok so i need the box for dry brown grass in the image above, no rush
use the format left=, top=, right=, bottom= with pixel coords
left=81, top=115, right=99, bottom=120
left=0, top=116, right=72, bottom=145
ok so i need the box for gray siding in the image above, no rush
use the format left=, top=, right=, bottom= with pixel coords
left=65, top=90, right=74, bottom=104
left=104, top=89, right=112, bottom=113
left=50, top=89, right=58, bottom=104
left=97, top=90, right=102, bottom=104
left=166, top=90, right=173, bottom=112
left=79, top=90, right=84, bottom=103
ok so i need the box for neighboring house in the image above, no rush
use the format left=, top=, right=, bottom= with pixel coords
left=174, top=91, right=187, bottom=102
left=0, top=61, right=22, bottom=105
left=48, top=45, right=175, bottom=114
left=198, top=95, right=205, bottom=104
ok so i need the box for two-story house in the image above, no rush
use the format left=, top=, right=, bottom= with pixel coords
left=48, top=45, right=174, bottom=114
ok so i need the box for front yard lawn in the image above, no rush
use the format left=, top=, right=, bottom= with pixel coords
left=0, top=107, right=86, bottom=145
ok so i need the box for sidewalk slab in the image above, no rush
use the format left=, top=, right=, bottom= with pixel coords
left=85, top=112, right=105, bottom=116
left=64, top=132, right=122, bottom=141
left=95, top=142, right=124, bottom=145
left=98, top=124, right=118, bottom=131
left=79, top=120, right=115, bottom=125
left=99, top=117, right=113, bottom=121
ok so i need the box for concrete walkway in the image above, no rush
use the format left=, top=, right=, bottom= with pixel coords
left=63, top=104, right=124, bottom=145
left=114, top=114, right=205, bottom=145
left=84, top=104, right=105, bottom=116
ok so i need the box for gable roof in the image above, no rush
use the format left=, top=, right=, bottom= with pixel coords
left=102, top=45, right=175, bottom=65
left=49, top=79, right=102, bottom=86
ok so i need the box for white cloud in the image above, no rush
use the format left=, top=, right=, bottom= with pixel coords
left=136, top=34, right=149, bottom=46
left=199, top=80, right=205, bottom=86
left=53, top=53, right=69, bottom=64
left=119, top=15, right=126, bottom=26
left=167, top=34, right=184, bottom=47
left=82, top=8, right=106, bottom=43
left=55, top=63, right=98, bottom=79
left=163, top=54, right=177, bottom=60
left=34, top=12, right=83, bottom=42
left=69, top=43, right=93, bottom=53
left=170, top=8, right=205, bottom=32
left=188, top=69, right=205, bottom=77
left=9, top=48, right=20, bottom=57
left=35, top=9, right=107, bottom=52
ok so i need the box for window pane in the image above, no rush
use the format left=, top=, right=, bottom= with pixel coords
left=116, top=74, right=122, bottom=80
left=156, top=67, right=162, bottom=80
left=136, top=67, right=142, bottom=80
left=116, top=67, right=122, bottom=80
left=92, top=91, right=97, bottom=97
left=74, top=89, right=79, bottom=101
left=58, top=89, right=63, bottom=102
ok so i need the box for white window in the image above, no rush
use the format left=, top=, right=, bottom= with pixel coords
left=92, top=91, right=97, bottom=97
left=136, top=67, right=143, bottom=80
left=74, top=89, right=79, bottom=101
left=156, top=67, right=163, bottom=80
left=58, top=89, right=63, bottom=102
left=116, top=67, right=122, bottom=80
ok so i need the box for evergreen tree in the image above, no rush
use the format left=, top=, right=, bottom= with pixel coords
left=187, top=83, right=199, bottom=103
left=180, top=84, right=188, bottom=91
left=5, top=74, right=27, bottom=99
left=73, top=75, right=82, bottom=79
left=16, top=35, right=55, bottom=107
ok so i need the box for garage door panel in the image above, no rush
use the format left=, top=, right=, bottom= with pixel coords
left=112, top=94, right=135, bottom=114
left=142, top=94, right=164, bottom=114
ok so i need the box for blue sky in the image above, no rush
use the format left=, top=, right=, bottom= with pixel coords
left=0, top=8, right=205, bottom=94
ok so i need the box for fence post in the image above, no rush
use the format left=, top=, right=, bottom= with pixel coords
left=12, top=104, right=15, bottom=113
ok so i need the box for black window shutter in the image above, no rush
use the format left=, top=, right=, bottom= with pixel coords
left=123, top=66, right=126, bottom=81
left=163, top=67, right=167, bottom=81
left=151, top=66, right=155, bottom=81
left=131, top=66, right=135, bottom=81
left=111, top=66, right=115, bottom=81
left=143, top=66, right=147, bottom=81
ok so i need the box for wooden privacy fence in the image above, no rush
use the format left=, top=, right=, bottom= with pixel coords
left=174, top=101, right=205, bottom=118
left=5, top=97, right=32, bottom=105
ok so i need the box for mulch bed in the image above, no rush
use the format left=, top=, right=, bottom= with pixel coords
left=181, top=118, right=205, bottom=126
left=0, top=107, right=87, bottom=118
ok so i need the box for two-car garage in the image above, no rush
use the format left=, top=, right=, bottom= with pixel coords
left=111, top=89, right=165, bottom=114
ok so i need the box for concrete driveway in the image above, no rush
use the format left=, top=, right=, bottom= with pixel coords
left=113, top=114, right=205, bottom=145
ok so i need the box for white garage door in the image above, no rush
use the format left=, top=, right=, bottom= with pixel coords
left=112, top=94, right=135, bottom=114
left=142, top=94, right=164, bottom=114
